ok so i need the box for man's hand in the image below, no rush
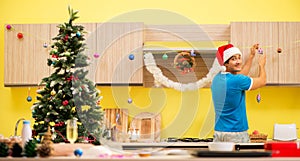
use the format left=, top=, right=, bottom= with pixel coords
left=259, top=53, right=266, bottom=67
left=250, top=44, right=259, bottom=56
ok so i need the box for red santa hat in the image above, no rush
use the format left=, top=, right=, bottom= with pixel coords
left=216, top=44, right=242, bottom=71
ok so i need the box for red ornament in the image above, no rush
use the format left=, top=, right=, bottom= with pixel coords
left=55, top=121, right=65, bottom=127
left=62, top=100, right=69, bottom=106
left=17, top=33, right=23, bottom=39
left=66, top=75, right=78, bottom=82
left=52, top=54, right=58, bottom=58
left=277, top=48, right=282, bottom=53
left=64, top=34, right=69, bottom=41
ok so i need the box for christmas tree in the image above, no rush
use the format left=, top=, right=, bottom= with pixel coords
left=31, top=7, right=105, bottom=144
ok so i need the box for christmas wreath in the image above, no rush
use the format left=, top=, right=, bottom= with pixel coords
left=174, top=51, right=196, bottom=74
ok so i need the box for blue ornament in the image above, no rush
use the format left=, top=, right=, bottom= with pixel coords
left=76, top=31, right=81, bottom=37
left=36, top=137, right=41, bottom=143
left=74, top=148, right=83, bottom=157
left=162, top=54, right=168, bottom=60
left=127, top=98, right=133, bottom=104
left=256, top=93, right=261, bottom=103
left=26, top=96, right=32, bottom=102
left=129, top=54, right=135, bottom=60
left=190, top=50, right=196, bottom=57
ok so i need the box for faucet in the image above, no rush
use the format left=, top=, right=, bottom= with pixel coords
left=14, top=118, right=25, bottom=136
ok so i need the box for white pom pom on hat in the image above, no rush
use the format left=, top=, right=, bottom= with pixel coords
left=216, top=44, right=242, bottom=71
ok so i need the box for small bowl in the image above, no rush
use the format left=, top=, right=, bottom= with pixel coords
left=138, top=151, right=151, bottom=157
left=207, top=142, right=235, bottom=151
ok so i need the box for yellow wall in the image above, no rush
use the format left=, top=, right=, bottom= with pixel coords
left=1, top=0, right=300, bottom=140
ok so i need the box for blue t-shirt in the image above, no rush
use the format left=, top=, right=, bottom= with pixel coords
left=211, top=72, right=253, bottom=132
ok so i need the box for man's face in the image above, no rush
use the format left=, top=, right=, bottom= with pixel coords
left=224, top=54, right=242, bottom=73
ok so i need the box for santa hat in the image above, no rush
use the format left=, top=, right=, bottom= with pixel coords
left=216, top=44, right=242, bottom=71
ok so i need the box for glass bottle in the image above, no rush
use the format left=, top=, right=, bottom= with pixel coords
left=21, top=120, right=32, bottom=147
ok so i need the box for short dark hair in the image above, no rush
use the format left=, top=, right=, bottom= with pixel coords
left=224, top=58, right=230, bottom=65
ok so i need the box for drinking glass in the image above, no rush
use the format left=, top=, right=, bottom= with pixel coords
left=66, top=118, right=78, bottom=144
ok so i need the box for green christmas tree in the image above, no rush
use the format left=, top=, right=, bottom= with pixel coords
left=31, top=7, right=105, bottom=143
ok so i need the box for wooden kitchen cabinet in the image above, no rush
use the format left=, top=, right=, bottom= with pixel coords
left=4, top=22, right=144, bottom=86
left=95, top=22, right=144, bottom=85
left=278, top=22, right=300, bottom=84
left=231, top=22, right=300, bottom=84
left=4, top=24, right=52, bottom=86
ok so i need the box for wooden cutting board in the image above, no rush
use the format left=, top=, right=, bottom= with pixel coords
left=130, top=112, right=161, bottom=142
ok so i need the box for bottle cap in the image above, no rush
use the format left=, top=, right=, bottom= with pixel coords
left=23, top=120, right=30, bottom=124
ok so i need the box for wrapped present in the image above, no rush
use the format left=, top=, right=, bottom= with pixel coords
left=264, top=142, right=300, bottom=157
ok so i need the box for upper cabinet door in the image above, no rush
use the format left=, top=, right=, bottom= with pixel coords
left=95, top=22, right=144, bottom=84
left=231, top=22, right=300, bottom=85
left=278, top=22, right=300, bottom=84
left=4, top=24, right=51, bottom=86
left=231, top=22, right=279, bottom=84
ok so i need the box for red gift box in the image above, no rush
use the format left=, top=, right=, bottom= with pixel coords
left=264, top=142, right=300, bottom=157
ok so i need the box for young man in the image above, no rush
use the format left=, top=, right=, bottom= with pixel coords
left=211, top=44, right=266, bottom=143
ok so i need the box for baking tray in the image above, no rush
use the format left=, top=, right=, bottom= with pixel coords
left=191, top=150, right=272, bottom=157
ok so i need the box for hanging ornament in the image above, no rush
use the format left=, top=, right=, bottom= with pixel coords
left=17, top=33, right=23, bottom=39
left=27, top=96, right=32, bottom=102
left=127, top=98, right=133, bottom=104
left=129, top=54, right=135, bottom=60
left=256, top=93, right=261, bottom=103
left=277, top=48, right=282, bottom=53
left=162, top=53, right=168, bottom=60
left=76, top=31, right=81, bottom=37
left=97, top=99, right=101, bottom=105
left=6, top=24, right=12, bottom=30
left=190, top=50, right=196, bottom=57
left=62, top=100, right=69, bottom=106
left=64, top=34, right=69, bottom=41
left=258, top=48, right=263, bottom=54
left=26, top=87, right=32, bottom=102
left=32, top=110, right=36, bottom=115
left=93, top=53, right=100, bottom=58
left=43, top=42, right=48, bottom=48
left=52, top=54, right=58, bottom=59
left=50, top=90, right=56, bottom=96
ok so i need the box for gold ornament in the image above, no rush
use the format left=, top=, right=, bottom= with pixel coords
left=50, top=90, right=56, bottom=96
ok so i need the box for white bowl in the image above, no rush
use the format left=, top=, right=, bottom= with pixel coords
left=207, top=142, right=235, bottom=151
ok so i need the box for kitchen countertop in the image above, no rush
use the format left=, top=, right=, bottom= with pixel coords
left=1, top=155, right=300, bottom=161
left=1, top=142, right=298, bottom=161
